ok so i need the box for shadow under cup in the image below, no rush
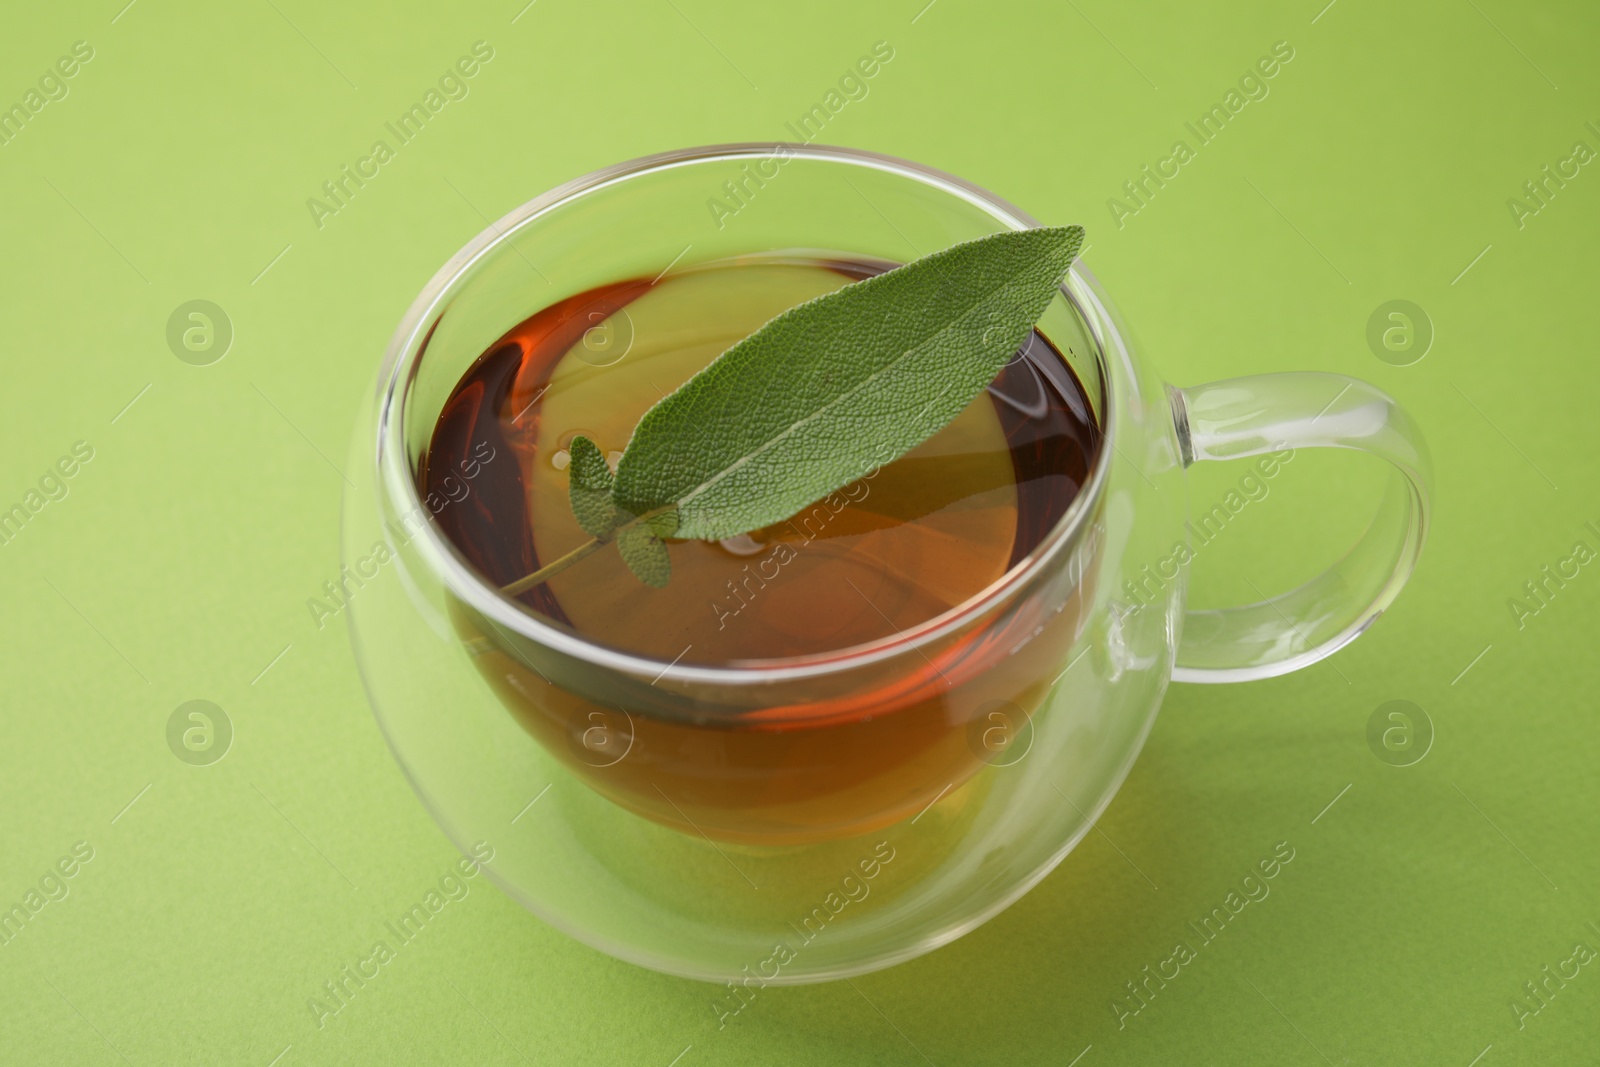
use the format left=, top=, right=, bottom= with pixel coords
left=394, top=147, right=1109, bottom=847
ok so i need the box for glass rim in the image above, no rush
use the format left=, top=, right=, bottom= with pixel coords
left=375, top=142, right=1118, bottom=685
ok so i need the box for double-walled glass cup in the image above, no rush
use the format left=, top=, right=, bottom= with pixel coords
left=343, top=145, right=1430, bottom=983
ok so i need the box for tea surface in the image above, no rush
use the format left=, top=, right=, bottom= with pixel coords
left=425, top=255, right=1100, bottom=665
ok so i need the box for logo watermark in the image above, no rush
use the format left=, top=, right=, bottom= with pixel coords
left=706, top=40, right=896, bottom=230
left=0, top=40, right=94, bottom=150
left=167, top=700, right=233, bottom=766
left=305, top=42, right=496, bottom=230
left=1506, top=121, right=1599, bottom=230
left=1107, top=41, right=1296, bottom=229
left=965, top=699, right=1034, bottom=767
left=166, top=300, right=233, bottom=365
left=0, top=841, right=95, bottom=950
left=1366, top=699, right=1432, bottom=767
left=1509, top=921, right=1600, bottom=1030
left=306, top=441, right=495, bottom=630
left=1506, top=520, right=1599, bottom=631
left=0, top=440, right=95, bottom=549
left=305, top=841, right=494, bottom=1029
left=1365, top=300, right=1432, bottom=366
left=712, top=840, right=898, bottom=1028
left=1109, top=841, right=1296, bottom=1029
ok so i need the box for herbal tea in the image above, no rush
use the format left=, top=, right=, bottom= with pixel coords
left=425, top=253, right=1102, bottom=843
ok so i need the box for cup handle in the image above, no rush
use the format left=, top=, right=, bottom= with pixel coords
left=1166, top=372, right=1432, bottom=683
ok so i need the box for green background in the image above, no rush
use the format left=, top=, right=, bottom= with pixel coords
left=2, top=0, right=1596, bottom=1063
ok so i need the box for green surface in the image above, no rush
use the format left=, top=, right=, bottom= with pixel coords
left=1, top=1, right=1596, bottom=1064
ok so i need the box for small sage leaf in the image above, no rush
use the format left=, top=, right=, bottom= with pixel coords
left=615, top=516, right=673, bottom=588
left=567, top=435, right=618, bottom=539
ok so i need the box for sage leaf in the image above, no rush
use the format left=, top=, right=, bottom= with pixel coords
left=614, top=512, right=676, bottom=588
left=610, top=225, right=1083, bottom=541
left=567, top=435, right=618, bottom=538
left=513, top=225, right=1084, bottom=595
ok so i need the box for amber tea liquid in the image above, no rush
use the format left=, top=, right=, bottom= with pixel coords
left=425, top=254, right=1101, bottom=844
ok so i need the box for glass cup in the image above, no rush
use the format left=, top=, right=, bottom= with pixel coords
left=343, top=144, right=1430, bottom=983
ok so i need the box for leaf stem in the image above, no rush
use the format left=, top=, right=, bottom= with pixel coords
left=499, top=505, right=675, bottom=596
left=501, top=536, right=604, bottom=596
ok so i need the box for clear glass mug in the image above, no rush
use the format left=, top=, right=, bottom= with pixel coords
left=343, top=144, right=1430, bottom=983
